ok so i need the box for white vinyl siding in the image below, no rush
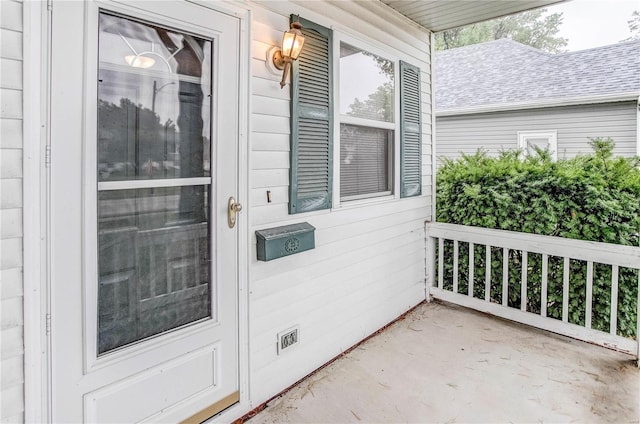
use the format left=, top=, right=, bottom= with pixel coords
left=436, top=101, right=638, bottom=164
left=0, top=0, right=24, bottom=422
left=249, top=2, right=432, bottom=406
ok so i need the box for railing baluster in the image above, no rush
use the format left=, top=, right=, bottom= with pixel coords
left=610, top=265, right=619, bottom=335
left=453, top=240, right=459, bottom=294
left=485, top=245, right=491, bottom=302
left=502, top=248, right=509, bottom=306
left=541, top=254, right=548, bottom=317
left=586, top=261, right=593, bottom=329
left=521, top=251, right=528, bottom=312
left=562, top=257, right=570, bottom=322
left=468, top=242, right=474, bottom=297
left=438, top=238, right=444, bottom=289
left=426, top=236, right=436, bottom=300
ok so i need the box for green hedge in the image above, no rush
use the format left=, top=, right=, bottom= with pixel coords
left=436, top=139, right=640, bottom=337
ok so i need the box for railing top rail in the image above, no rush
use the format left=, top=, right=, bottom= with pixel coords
left=426, top=222, right=640, bottom=269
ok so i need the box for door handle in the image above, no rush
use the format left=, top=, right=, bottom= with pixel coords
left=228, top=197, right=242, bottom=228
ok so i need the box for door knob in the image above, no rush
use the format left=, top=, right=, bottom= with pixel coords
left=228, top=197, right=242, bottom=228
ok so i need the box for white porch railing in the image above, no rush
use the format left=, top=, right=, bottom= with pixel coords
left=426, top=222, right=640, bottom=362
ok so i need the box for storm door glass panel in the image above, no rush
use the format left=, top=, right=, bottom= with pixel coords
left=96, top=13, right=214, bottom=355
left=97, top=12, right=212, bottom=181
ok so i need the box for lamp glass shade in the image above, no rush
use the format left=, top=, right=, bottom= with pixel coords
left=281, top=30, right=305, bottom=60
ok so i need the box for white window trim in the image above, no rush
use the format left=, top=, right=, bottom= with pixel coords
left=517, top=130, right=558, bottom=161
left=332, top=31, right=401, bottom=208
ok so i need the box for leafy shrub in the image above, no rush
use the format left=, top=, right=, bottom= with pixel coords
left=436, top=138, right=640, bottom=337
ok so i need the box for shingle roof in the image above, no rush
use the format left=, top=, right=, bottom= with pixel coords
left=434, top=38, right=640, bottom=112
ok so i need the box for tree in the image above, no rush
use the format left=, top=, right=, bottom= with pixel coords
left=98, top=97, right=178, bottom=175
left=622, top=10, right=640, bottom=41
left=347, top=82, right=394, bottom=122
left=435, top=8, right=568, bottom=53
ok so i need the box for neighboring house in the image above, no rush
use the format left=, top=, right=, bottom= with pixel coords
left=0, top=1, right=561, bottom=422
left=435, top=38, right=640, bottom=162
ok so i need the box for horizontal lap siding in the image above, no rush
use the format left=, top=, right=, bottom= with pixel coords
left=436, top=102, right=638, bottom=164
left=0, top=1, right=24, bottom=423
left=249, top=3, right=431, bottom=405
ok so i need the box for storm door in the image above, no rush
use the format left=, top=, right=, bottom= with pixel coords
left=49, top=2, right=241, bottom=422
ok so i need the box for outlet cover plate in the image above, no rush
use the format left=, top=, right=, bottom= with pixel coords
left=277, top=325, right=300, bottom=355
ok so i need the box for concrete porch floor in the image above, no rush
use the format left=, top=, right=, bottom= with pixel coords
left=248, top=301, right=639, bottom=423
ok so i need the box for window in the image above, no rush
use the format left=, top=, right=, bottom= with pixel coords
left=289, top=16, right=421, bottom=214
left=517, top=130, right=558, bottom=161
left=339, top=43, right=394, bottom=200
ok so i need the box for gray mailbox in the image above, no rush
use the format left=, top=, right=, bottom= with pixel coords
left=256, top=222, right=315, bottom=261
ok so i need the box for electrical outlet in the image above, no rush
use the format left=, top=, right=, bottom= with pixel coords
left=277, top=326, right=299, bottom=355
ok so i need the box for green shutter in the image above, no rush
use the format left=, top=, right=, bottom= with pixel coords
left=289, top=16, right=333, bottom=214
left=399, top=61, right=422, bottom=198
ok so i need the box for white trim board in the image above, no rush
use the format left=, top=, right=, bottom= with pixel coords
left=429, top=31, right=436, bottom=223
left=427, top=222, right=640, bottom=269
left=22, top=1, right=49, bottom=422
left=437, top=92, right=640, bottom=117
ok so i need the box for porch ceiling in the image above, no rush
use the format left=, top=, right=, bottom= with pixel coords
left=380, top=0, right=566, bottom=32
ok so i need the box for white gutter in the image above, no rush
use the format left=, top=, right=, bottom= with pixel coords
left=437, top=91, right=640, bottom=117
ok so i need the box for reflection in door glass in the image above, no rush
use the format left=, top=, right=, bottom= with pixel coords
left=98, top=13, right=212, bottom=181
left=97, top=13, right=214, bottom=354
left=97, top=187, right=211, bottom=354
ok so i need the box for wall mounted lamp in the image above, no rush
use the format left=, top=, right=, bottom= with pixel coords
left=272, top=17, right=305, bottom=88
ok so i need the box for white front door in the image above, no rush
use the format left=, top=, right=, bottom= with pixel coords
left=49, top=1, right=241, bottom=421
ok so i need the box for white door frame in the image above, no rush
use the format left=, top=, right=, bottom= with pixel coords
left=21, top=1, right=251, bottom=422
left=22, top=0, right=50, bottom=422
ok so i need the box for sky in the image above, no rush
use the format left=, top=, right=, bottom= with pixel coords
left=545, top=0, right=638, bottom=51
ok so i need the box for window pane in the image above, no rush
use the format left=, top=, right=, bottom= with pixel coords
left=340, top=43, right=394, bottom=122
left=525, top=137, right=550, bottom=155
left=340, top=124, right=392, bottom=198
left=97, top=186, right=211, bottom=354
left=98, top=13, right=212, bottom=181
